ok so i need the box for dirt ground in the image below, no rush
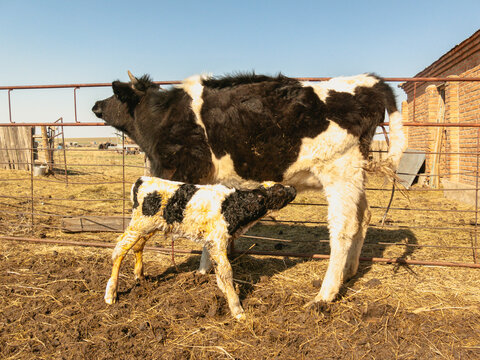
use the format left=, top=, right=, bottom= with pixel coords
left=1, top=241, right=480, bottom=359
left=1, top=150, right=480, bottom=359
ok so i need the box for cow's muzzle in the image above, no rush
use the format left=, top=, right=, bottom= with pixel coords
left=92, top=102, right=103, bottom=118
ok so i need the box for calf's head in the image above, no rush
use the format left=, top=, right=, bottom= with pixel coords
left=92, top=71, right=159, bottom=135
left=258, top=183, right=297, bottom=210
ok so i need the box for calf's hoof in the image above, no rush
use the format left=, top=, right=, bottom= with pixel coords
left=134, top=274, right=145, bottom=282
left=104, top=294, right=117, bottom=305
left=234, top=312, right=246, bottom=321
left=104, top=279, right=117, bottom=305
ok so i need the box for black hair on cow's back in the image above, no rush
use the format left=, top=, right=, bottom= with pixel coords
left=200, top=76, right=329, bottom=182
left=133, top=74, right=159, bottom=93
left=202, top=72, right=299, bottom=89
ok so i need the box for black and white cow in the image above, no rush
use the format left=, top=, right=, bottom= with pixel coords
left=104, top=177, right=296, bottom=319
left=93, top=71, right=405, bottom=304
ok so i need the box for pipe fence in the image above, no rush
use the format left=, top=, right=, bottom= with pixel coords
left=1, top=76, right=480, bottom=269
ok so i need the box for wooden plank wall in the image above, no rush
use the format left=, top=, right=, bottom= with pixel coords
left=0, top=127, right=33, bottom=171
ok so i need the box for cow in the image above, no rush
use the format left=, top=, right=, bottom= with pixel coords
left=104, top=178, right=296, bottom=319
left=92, top=71, right=405, bottom=304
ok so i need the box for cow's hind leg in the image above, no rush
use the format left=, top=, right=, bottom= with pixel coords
left=105, top=228, right=143, bottom=304
left=344, top=191, right=370, bottom=280
left=314, top=164, right=368, bottom=303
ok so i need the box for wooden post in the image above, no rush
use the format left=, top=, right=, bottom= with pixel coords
left=40, top=126, right=54, bottom=172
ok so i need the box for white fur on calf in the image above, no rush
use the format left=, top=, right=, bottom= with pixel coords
left=104, top=177, right=296, bottom=320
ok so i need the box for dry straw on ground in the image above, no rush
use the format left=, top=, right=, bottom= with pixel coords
left=1, top=149, right=480, bottom=359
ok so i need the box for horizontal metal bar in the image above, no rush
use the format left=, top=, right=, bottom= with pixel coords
left=402, top=122, right=480, bottom=127
left=240, top=234, right=480, bottom=250
left=2, top=235, right=479, bottom=269
left=0, top=80, right=182, bottom=91
left=1, top=77, right=480, bottom=91
left=3, top=121, right=480, bottom=128
left=238, top=249, right=480, bottom=269
left=0, top=122, right=106, bottom=127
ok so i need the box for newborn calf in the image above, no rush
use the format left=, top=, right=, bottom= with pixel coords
left=104, top=176, right=296, bottom=319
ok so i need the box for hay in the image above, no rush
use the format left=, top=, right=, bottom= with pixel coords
left=1, top=150, right=480, bottom=358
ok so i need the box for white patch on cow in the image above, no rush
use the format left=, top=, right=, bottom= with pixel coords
left=180, top=74, right=221, bottom=176
left=302, top=74, right=379, bottom=101
left=180, top=74, right=209, bottom=131
left=283, top=121, right=360, bottom=188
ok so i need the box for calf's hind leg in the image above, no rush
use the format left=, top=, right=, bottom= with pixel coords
left=132, top=233, right=155, bottom=281
left=105, top=228, right=143, bottom=304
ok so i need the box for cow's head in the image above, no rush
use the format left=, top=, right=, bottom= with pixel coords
left=92, top=71, right=159, bottom=135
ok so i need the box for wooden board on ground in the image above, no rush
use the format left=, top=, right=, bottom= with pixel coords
left=396, top=148, right=426, bottom=189
left=61, top=216, right=131, bottom=233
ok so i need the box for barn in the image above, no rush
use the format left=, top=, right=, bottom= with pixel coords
left=400, top=29, right=480, bottom=203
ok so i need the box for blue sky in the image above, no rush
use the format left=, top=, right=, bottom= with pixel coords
left=1, top=0, right=479, bottom=137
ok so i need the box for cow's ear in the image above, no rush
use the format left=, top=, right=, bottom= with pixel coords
left=112, top=81, right=139, bottom=105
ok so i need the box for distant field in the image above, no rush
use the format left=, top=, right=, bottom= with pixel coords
left=63, top=137, right=119, bottom=146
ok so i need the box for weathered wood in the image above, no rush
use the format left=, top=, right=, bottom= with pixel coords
left=0, top=127, right=33, bottom=170
left=429, top=100, right=445, bottom=188
left=61, top=216, right=131, bottom=233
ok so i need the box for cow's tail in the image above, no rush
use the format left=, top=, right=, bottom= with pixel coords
left=381, top=77, right=407, bottom=170
left=364, top=80, right=406, bottom=178
left=385, top=109, right=406, bottom=170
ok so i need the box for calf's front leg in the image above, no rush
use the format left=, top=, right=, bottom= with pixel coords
left=208, top=243, right=245, bottom=320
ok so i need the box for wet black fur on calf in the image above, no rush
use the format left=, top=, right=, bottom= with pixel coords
left=163, top=184, right=199, bottom=224
left=132, top=178, right=144, bottom=210
left=222, top=184, right=296, bottom=235
left=142, top=191, right=163, bottom=216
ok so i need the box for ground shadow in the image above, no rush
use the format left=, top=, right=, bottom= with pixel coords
left=119, top=221, right=417, bottom=302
